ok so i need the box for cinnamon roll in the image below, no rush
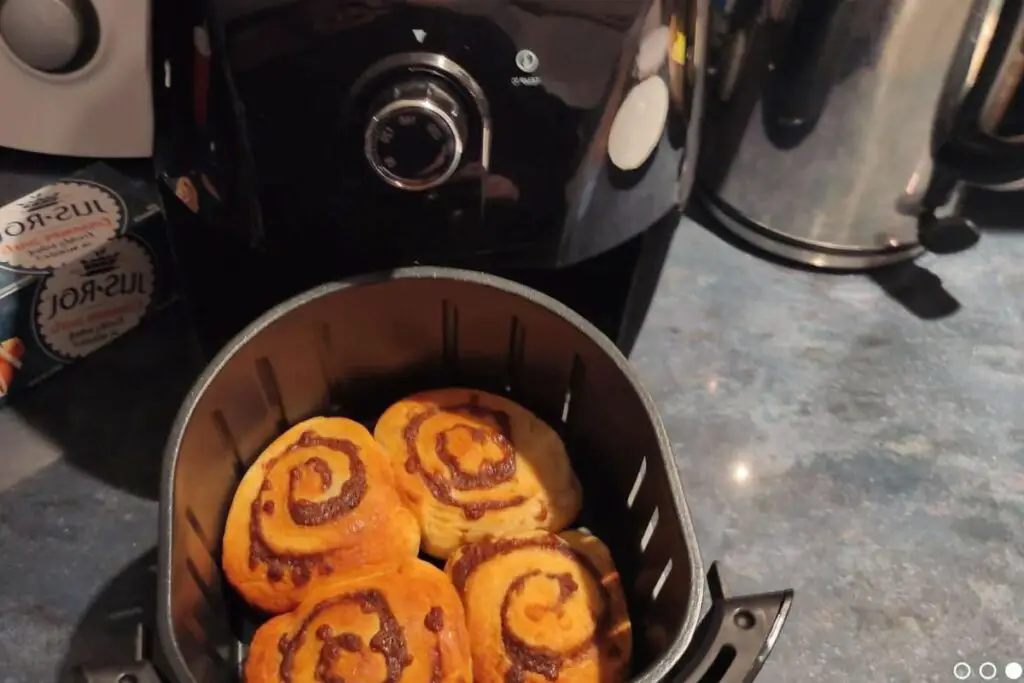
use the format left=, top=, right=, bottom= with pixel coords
left=222, top=417, right=421, bottom=613
left=245, top=559, right=473, bottom=683
left=444, top=530, right=632, bottom=683
left=374, top=389, right=583, bottom=559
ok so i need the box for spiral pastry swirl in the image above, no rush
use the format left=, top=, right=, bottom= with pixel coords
left=444, top=530, right=632, bottom=683
left=245, top=559, right=473, bottom=683
left=374, top=389, right=583, bottom=559
left=222, top=417, right=421, bottom=613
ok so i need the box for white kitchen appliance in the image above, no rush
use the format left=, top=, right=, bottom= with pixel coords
left=0, top=0, right=153, bottom=158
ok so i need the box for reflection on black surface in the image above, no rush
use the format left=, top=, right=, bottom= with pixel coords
left=761, top=0, right=890, bottom=150
left=191, top=0, right=689, bottom=267
left=608, top=137, right=660, bottom=190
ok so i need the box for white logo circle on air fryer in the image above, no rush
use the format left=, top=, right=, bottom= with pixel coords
left=33, top=234, right=155, bottom=362
left=515, top=49, right=539, bottom=73
left=0, top=180, right=127, bottom=273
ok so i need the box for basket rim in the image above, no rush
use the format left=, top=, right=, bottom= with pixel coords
left=158, top=266, right=706, bottom=683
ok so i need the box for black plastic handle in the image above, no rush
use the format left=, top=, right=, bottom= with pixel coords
left=933, top=0, right=1024, bottom=188
left=671, top=563, right=794, bottom=683
left=77, top=661, right=163, bottom=683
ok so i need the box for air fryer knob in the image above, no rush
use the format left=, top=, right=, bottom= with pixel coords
left=364, top=76, right=468, bottom=191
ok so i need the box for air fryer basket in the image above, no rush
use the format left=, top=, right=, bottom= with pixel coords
left=153, top=268, right=792, bottom=683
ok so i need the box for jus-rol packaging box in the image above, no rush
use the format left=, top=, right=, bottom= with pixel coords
left=0, top=162, right=176, bottom=407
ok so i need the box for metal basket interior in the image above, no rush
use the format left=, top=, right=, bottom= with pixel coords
left=158, top=268, right=706, bottom=683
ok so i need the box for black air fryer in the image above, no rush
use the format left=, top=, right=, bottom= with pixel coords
left=152, top=0, right=708, bottom=356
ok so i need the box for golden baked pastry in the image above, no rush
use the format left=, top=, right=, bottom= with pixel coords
left=0, top=337, right=25, bottom=398
left=374, top=388, right=583, bottom=559
left=445, top=530, right=632, bottom=683
left=222, top=417, right=421, bottom=613
left=245, top=559, right=473, bottom=683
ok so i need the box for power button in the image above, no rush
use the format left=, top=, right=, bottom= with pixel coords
left=514, top=49, right=539, bottom=74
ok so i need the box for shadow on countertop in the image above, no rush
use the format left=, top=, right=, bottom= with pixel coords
left=11, top=304, right=204, bottom=500
left=687, top=185, right=1024, bottom=321
left=0, top=148, right=153, bottom=194
left=685, top=199, right=966, bottom=320
left=868, top=186, right=1024, bottom=319
left=56, top=548, right=159, bottom=682
left=866, top=263, right=961, bottom=320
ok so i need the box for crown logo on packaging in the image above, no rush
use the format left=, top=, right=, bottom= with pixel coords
left=79, top=249, right=119, bottom=276
left=20, top=191, right=60, bottom=213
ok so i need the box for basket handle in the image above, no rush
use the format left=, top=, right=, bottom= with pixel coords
left=74, top=622, right=163, bottom=683
left=670, top=563, right=793, bottom=683
left=75, top=660, right=162, bottom=683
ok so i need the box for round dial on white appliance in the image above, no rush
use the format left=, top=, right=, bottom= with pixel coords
left=364, top=77, right=468, bottom=191
left=0, top=0, right=89, bottom=73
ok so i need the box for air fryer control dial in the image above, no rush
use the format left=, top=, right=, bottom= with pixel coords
left=364, top=77, right=467, bottom=191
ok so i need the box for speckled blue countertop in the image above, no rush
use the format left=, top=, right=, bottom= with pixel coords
left=1, top=216, right=1022, bottom=683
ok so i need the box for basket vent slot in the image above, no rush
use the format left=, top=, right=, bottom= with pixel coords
left=235, top=643, right=247, bottom=679
left=207, top=644, right=233, bottom=672
left=316, top=321, right=342, bottom=412
left=640, top=507, right=659, bottom=552
left=626, top=457, right=647, bottom=509
left=651, top=559, right=673, bottom=600
left=505, top=316, right=525, bottom=393
left=185, top=507, right=219, bottom=565
left=562, top=353, right=585, bottom=424
left=697, top=645, right=737, bottom=682
left=186, top=558, right=222, bottom=614
left=190, top=624, right=233, bottom=674
left=185, top=562, right=236, bottom=662
left=211, top=410, right=246, bottom=475
left=235, top=642, right=248, bottom=680
left=442, top=300, right=460, bottom=367
left=255, top=356, right=287, bottom=430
